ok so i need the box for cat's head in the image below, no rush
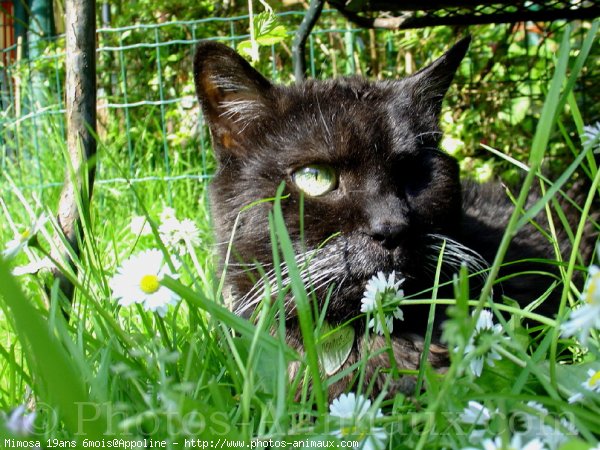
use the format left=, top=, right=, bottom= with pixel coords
left=194, top=37, right=471, bottom=325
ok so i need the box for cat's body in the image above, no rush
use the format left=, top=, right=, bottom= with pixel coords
left=193, top=38, right=567, bottom=396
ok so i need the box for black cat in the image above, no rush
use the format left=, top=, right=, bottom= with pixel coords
left=193, top=37, right=570, bottom=396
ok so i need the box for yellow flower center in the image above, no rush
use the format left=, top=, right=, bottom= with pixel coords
left=140, top=274, right=160, bottom=294
left=20, top=229, right=31, bottom=242
left=586, top=272, right=600, bottom=304
left=588, top=369, right=600, bottom=388
left=338, top=425, right=368, bottom=440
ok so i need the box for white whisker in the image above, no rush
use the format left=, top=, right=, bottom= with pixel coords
left=426, top=233, right=490, bottom=286
left=233, top=244, right=347, bottom=317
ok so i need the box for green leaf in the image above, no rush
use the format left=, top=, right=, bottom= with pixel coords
left=558, top=440, right=595, bottom=450
left=254, top=11, right=284, bottom=38
left=510, top=97, right=530, bottom=125
left=318, top=322, right=355, bottom=376
left=0, top=259, right=110, bottom=438
left=256, top=25, right=287, bottom=46
left=236, top=40, right=254, bottom=59
left=529, top=26, right=571, bottom=166
left=232, top=335, right=280, bottom=395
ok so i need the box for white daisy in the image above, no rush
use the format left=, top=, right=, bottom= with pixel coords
left=12, top=257, right=53, bottom=276
left=368, top=308, right=404, bottom=335
left=330, top=393, right=381, bottom=419
left=524, top=401, right=548, bottom=414
left=329, top=393, right=386, bottom=450
left=568, top=367, right=600, bottom=405
left=361, top=271, right=404, bottom=312
left=159, top=216, right=201, bottom=253
left=583, top=122, right=600, bottom=152
left=361, top=271, right=405, bottom=335
left=561, top=265, right=600, bottom=346
left=160, top=206, right=176, bottom=221
left=567, top=392, right=584, bottom=404
left=2, top=215, right=48, bottom=260
left=2, top=405, right=36, bottom=435
left=579, top=265, right=600, bottom=305
left=460, top=401, right=497, bottom=443
left=460, top=401, right=495, bottom=425
left=463, top=310, right=504, bottom=377
left=518, top=401, right=575, bottom=450
left=109, top=249, right=180, bottom=317
left=547, top=418, right=577, bottom=450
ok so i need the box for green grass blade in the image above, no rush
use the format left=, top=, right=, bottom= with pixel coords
left=161, top=276, right=298, bottom=361
left=516, top=143, right=593, bottom=229
left=529, top=25, right=571, bottom=165
left=478, top=25, right=573, bottom=305
left=272, top=183, right=327, bottom=416
left=0, top=258, right=109, bottom=439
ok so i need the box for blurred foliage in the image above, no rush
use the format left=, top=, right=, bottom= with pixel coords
left=99, top=0, right=217, bottom=25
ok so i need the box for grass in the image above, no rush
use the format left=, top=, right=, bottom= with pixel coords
left=0, top=22, right=600, bottom=450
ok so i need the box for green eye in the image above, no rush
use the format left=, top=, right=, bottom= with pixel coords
left=292, top=165, right=337, bottom=197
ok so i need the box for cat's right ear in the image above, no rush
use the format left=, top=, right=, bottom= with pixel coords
left=401, top=36, right=471, bottom=119
left=193, top=41, right=273, bottom=155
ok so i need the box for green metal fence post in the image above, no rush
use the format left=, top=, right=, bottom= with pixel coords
left=28, top=0, right=55, bottom=58
left=28, top=0, right=56, bottom=110
left=292, top=0, right=324, bottom=82
left=14, top=0, right=29, bottom=58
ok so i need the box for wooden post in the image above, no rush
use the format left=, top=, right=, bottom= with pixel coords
left=51, top=0, right=97, bottom=303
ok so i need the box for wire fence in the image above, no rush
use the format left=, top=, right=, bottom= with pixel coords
left=0, top=10, right=598, bottom=205
left=0, top=11, right=360, bottom=201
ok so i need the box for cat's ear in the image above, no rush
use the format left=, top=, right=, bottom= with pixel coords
left=193, top=41, right=273, bottom=154
left=403, top=36, right=471, bottom=115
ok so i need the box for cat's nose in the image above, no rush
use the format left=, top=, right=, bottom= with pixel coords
left=368, top=220, right=406, bottom=249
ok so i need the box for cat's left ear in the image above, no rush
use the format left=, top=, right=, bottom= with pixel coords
left=193, top=41, right=273, bottom=154
left=403, top=36, right=471, bottom=115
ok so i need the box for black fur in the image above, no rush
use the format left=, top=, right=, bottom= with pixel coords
left=193, top=38, right=571, bottom=396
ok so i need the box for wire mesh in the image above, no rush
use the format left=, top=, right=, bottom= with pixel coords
left=330, top=0, right=600, bottom=27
